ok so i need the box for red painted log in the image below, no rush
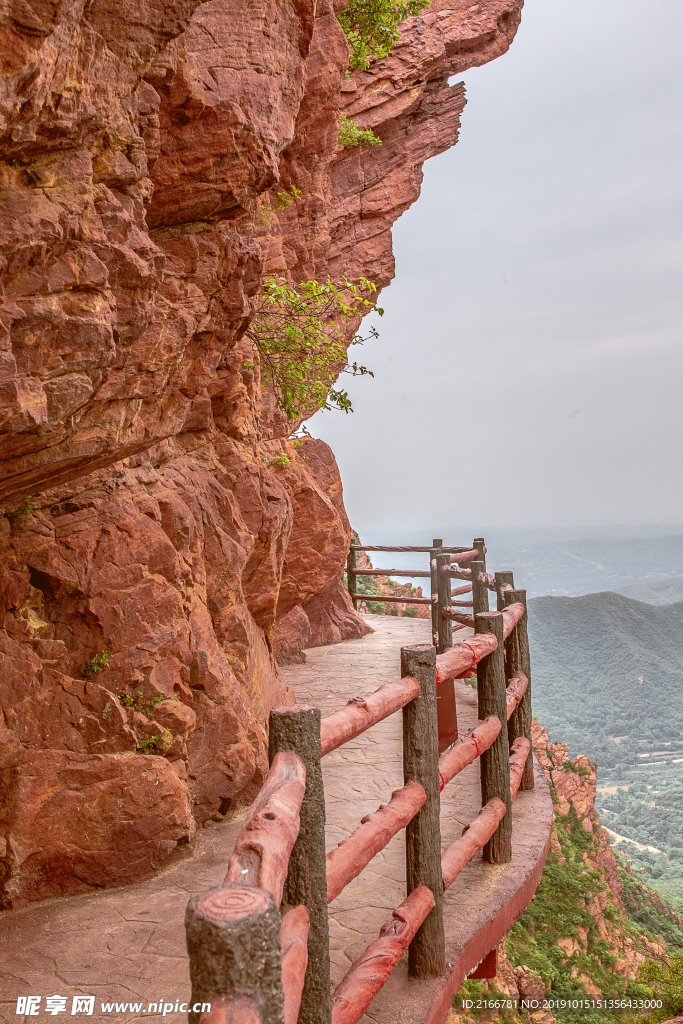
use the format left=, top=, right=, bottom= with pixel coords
left=223, top=751, right=305, bottom=907
left=435, top=634, right=497, bottom=685
left=320, top=677, right=420, bottom=756
left=449, top=548, right=482, bottom=565
left=438, top=716, right=502, bottom=788
left=330, top=886, right=435, bottom=1024
left=442, top=608, right=475, bottom=626
left=441, top=799, right=507, bottom=889
left=505, top=672, right=529, bottom=721
left=359, top=594, right=434, bottom=605
left=326, top=781, right=426, bottom=902
left=451, top=583, right=473, bottom=597
left=281, top=905, right=310, bottom=1024
left=501, top=602, right=525, bottom=639
left=509, top=737, right=532, bottom=800
left=451, top=599, right=474, bottom=607
left=478, top=571, right=497, bottom=591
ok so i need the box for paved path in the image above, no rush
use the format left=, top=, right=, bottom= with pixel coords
left=0, top=615, right=553, bottom=1024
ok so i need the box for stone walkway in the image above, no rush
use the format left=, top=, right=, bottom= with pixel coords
left=0, top=615, right=553, bottom=1024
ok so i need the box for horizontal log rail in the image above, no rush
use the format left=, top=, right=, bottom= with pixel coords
left=358, top=594, right=434, bottom=605
left=451, top=599, right=474, bottom=607
left=449, top=548, right=482, bottom=564
left=351, top=568, right=432, bottom=578
left=320, top=677, right=420, bottom=756
left=330, top=887, right=435, bottom=1024
left=223, top=751, right=306, bottom=906
left=435, top=633, right=497, bottom=685
left=350, top=545, right=471, bottom=553
left=501, top=601, right=525, bottom=638
left=281, top=906, right=310, bottom=1024
left=326, top=782, right=426, bottom=902
left=505, top=671, right=529, bottom=721
left=438, top=716, right=502, bottom=789
left=441, top=799, right=507, bottom=889
left=509, top=737, right=532, bottom=800
left=451, top=583, right=473, bottom=596
left=441, top=738, right=532, bottom=890
left=442, top=608, right=475, bottom=626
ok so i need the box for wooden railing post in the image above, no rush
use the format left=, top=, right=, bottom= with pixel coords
left=186, top=885, right=284, bottom=1024
left=495, top=570, right=515, bottom=612
left=435, top=553, right=452, bottom=655
left=430, top=538, right=442, bottom=648
left=503, top=588, right=534, bottom=791
left=400, top=644, right=445, bottom=977
left=346, top=547, right=358, bottom=610
left=269, top=706, right=331, bottom=1024
left=474, top=611, right=512, bottom=863
left=471, top=537, right=489, bottom=615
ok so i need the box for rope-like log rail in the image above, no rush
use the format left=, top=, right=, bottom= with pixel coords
left=506, top=671, right=529, bottom=721
left=326, top=782, right=426, bottom=902
left=320, top=677, right=420, bottom=756
left=281, top=905, right=310, bottom=1024
left=438, top=716, right=502, bottom=789
left=223, top=750, right=306, bottom=906
left=329, top=886, right=436, bottom=1024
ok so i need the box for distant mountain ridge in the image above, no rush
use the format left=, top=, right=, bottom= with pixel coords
left=615, top=576, right=683, bottom=605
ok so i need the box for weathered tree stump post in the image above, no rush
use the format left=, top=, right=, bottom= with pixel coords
left=503, top=589, right=534, bottom=791
left=401, top=644, right=445, bottom=977
left=435, top=553, right=452, bottom=655
left=269, top=706, right=331, bottom=1024
left=435, top=552, right=457, bottom=751
left=430, top=539, right=442, bottom=648
left=495, top=570, right=515, bottom=612
left=470, top=539, right=489, bottom=615
left=346, top=547, right=358, bottom=610
left=185, top=885, right=284, bottom=1024
left=474, top=612, right=512, bottom=863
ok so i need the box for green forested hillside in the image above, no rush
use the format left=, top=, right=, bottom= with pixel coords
left=528, top=593, right=683, bottom=908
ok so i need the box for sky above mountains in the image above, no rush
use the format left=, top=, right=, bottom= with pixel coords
left=311, top=0, right=683, bottom=535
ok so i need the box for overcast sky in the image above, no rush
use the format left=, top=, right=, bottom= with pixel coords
left=310, top=0, right=683, bottom=540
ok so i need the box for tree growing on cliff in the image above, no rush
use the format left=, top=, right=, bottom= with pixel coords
left=245, top=276, right=382, bottom=421
left=338, top=0, right=431, bottom=70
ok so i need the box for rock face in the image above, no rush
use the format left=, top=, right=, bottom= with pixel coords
left=0, top=0, right=524, bottom=902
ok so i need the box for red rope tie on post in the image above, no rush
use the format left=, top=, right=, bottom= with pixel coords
left=439, top=770, right=446, bottom=792
left=456, top=642, right=478, bottom=679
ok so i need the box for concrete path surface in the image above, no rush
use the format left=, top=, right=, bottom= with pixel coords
left=0, top=615, right=553, bottom=1024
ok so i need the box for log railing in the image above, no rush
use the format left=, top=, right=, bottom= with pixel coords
left=185, top=538, right=535, bottom=1024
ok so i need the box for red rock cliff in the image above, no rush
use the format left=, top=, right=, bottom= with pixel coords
left=0, top=0, right=523, bottom=903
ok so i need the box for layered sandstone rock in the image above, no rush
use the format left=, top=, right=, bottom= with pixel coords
left=0, top=0, right=524, bottom=901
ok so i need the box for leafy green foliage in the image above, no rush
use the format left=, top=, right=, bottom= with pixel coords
left=268, top=454, right=290, bottom=468
left=338, top=116, right=383, bottom=148
left=638, top=952, right=683, bottom=1019
left=274, top=185, right=302, bottom=209
left=338, top=0, right=431, bottom=70
left=137, top=730, right=172, bottom=755
left=81, top=649, right=111, bottom=678
left=118, top=691, right=165, bottom=718
left=246, top=276, right=381, bottom=421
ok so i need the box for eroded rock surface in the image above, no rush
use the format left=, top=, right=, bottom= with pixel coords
left=0, top=0, right=524, bottom=902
